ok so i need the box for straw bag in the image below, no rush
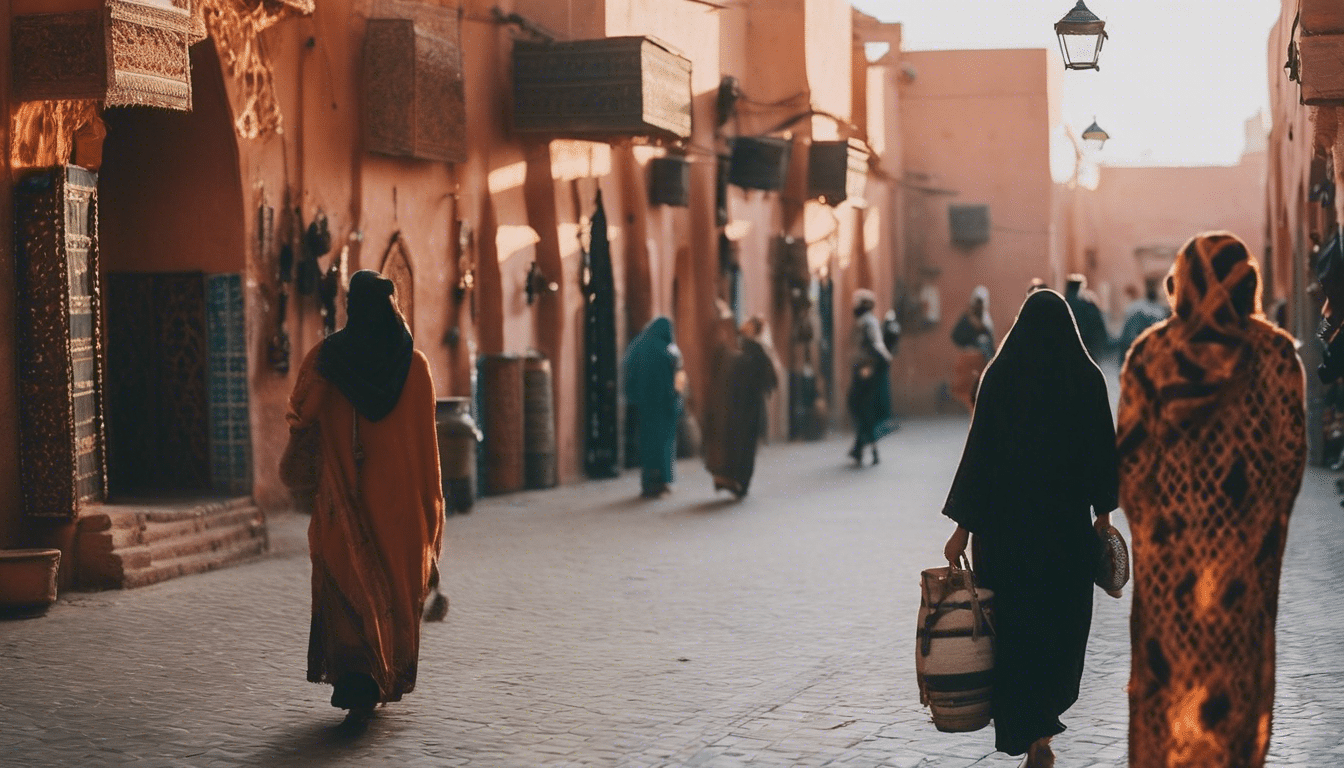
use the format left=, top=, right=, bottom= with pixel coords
left=916, top=555, right=995, bottom=732
left=1095, top=524, right=1129, bottom=593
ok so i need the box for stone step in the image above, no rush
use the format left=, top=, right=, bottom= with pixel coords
left=121, top=538, right=269, bottom=590
left=80, top=497, right=256, bottom=532
left=74, top=498, right=269, bottom=590
left=86, top=506, right=264, bottom=551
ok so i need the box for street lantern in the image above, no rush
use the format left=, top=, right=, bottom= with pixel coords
left=1082, top=118, right=1110, bottom=150
left=1055, top=1, right=1107, bottom=71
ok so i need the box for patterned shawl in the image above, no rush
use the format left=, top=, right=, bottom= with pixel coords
left=1122, top=231, right=1264, bottom=439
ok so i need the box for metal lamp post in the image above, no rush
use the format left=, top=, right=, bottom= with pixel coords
left=1081, top=118, right=1110, bottom=151
left=1055, top=1, right=1107, bottom=71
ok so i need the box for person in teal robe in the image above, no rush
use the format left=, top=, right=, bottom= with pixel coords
left=623, top=317, right=683, bottom=497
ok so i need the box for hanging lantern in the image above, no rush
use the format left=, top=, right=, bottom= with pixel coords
left=1055, top=1, right=1108, bottom=71
left=1081, top=118, right=1110, bottom=150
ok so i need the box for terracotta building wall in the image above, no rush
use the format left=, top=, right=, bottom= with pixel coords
left=1072, top=155, right=1268, bottom=324
left=893, top=48, right=1058, bottom=415
left=0, top=0, right=897, bottom=547
left=1266, top=0, right=1341, bottom=463
left=0, top=0, right=14, bottom=548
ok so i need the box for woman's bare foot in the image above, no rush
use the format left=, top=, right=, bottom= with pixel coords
left=1019, top=737, right=1055, bottom=768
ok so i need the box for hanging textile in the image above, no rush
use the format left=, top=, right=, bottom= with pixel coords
left=583, top=190, right=619, bottom=477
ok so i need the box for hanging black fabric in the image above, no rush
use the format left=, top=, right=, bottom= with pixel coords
left=583, top=190, right=619, bottom=477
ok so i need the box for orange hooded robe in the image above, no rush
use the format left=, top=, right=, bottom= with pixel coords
left=286, top=344, right=444, bottom=703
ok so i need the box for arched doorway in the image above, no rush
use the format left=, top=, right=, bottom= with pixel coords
left=98, top=41, right=249, bottom=498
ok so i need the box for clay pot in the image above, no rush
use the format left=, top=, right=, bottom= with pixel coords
left=0, top=549, right=62, bottom=619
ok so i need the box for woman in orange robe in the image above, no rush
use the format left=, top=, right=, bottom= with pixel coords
left=284, top=270, right=444, bottom=727
left=1118, top=232, right=1305, bottom=767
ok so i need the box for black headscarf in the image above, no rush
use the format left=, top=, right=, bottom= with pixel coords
left=317, top=269, right=414, bottom=422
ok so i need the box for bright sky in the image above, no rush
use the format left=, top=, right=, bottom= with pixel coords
left=850, top=0, right=1283, bottom=167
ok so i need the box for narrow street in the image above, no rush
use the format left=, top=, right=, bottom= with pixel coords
left=2, top=411, right=1341, bottom=768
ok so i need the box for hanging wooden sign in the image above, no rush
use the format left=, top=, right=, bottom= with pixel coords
left=363, top=6, right=467, bottom=163
left=513, top=37, right=693, bottom=140
left=12, top=0, right=193, bottom=111
left=808, top=140, right=868, bottom=206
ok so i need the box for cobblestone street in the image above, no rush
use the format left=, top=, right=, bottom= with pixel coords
left=2, top=414, right=1342, bottom=768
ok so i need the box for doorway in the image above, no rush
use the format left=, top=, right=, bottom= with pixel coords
left=98, top=41, right=250, bottom=499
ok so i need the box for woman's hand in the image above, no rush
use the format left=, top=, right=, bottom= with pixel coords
left=944, top=526, right=969, bottom=565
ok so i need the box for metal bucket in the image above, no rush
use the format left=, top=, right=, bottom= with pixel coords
left=435, top=397, right=480, bottom=513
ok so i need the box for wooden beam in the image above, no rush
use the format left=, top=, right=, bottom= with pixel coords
left=1299, top=32, right=1344, bottom=105
left=1302, top=0, right=1344, bottom=34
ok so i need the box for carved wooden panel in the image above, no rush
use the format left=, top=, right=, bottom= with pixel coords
left=14, top=166, right=107, bottom=520
left=363, top=8, right=466, bottom=163
left=106, top=272, right=210, bottom=496
left=1299, top=33, right=1344, bottom=105
left=1302, top=0, right=1344, bottom=34
left=513, top=37, right=693, bottom=140
left=12, top=1, right=193, bottom=111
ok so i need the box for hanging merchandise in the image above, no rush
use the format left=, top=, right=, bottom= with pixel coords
left=278, top=243, right=294, bottom=282
left=262, top=197, right=290, bottom=373
left=296, top=209, right=330, bottom=296
left=269, top=287, right=291, bottom=374
left=318, top=245, right=347, bottom=336
left=583, top=189, right=619, bottom=477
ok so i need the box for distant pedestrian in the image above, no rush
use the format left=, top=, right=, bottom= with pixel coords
left=847, top=289, right=894, bottom=466
left=1064, top=274, right=1109, bottom=360
left=1116, top=279, right=1169, bottom=356
left=1118, top=232, right=1306, bottom=768
left=623, top=317, right=684, bottom=497
left=950, top=286, right=995, bottom=410
left=705, top=313, right=779, bottom=497
left=704, top=309, right=742, bottom=493
left=283, top=270, right=444, bottom=730
left=942, top=288, right=1119, bottom=767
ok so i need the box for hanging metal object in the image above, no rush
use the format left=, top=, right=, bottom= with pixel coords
left=1081, top=118, right=1110, bottom=150
left=1055, top=1, right=1108, bottom=71
left=524, top=261, right=559, bottom=305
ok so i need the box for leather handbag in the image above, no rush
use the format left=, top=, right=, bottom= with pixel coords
left=1095, top=524, right=1130, bottom=593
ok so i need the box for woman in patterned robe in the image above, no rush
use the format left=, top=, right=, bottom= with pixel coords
left=284, top=270, right=444, bottom=728
left=1118, top=232, right=1306, bottom=768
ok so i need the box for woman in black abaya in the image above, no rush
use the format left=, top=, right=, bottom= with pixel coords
left=941, top=289, right=1119, bottom=767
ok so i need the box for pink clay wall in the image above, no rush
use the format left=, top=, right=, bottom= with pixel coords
left=894, top=49, right=1058, bottom=415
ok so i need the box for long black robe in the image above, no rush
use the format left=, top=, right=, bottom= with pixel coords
left=584, top=191, right=618, bottom=477
left=941, top=289, right=1119, bottom=756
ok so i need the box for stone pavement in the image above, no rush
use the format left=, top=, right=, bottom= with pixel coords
left=2, top=416, right=1342, bottom=767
